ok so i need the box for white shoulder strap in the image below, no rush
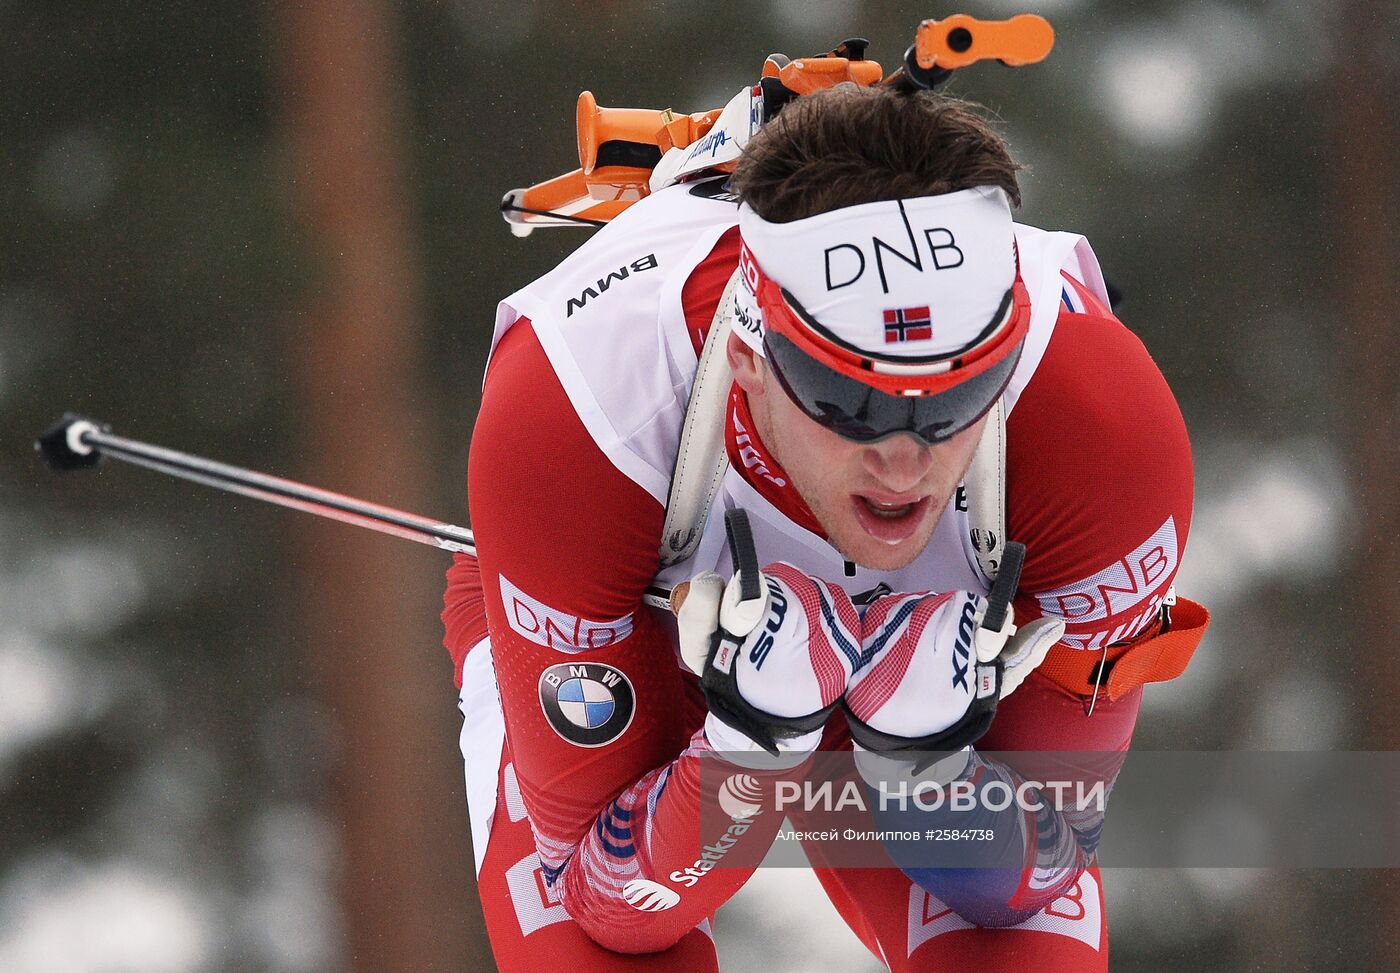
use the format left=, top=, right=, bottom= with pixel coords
left=658, top=268, right=741, bottom=566
left=965, top=398, right=1007, bottom=583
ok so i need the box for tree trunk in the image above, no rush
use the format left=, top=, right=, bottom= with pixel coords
left=1332, top=0, right=1400, bottom=966
left=268, top=2, right=485, bottom=968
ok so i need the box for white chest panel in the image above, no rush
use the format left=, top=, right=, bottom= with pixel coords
left=653, top=465, right=986, bottom=600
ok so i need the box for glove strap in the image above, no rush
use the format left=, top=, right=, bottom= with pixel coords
left=842, top=658, right=1003, bottom=772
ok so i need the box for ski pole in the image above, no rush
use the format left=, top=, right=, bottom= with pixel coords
left=35, top=414, right=677, bottom=611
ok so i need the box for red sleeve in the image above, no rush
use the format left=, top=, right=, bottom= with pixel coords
left=442, top=553, right=487, bottom=688
left=458, top=315, right=783, bottom=952
left=1008, top=304, right=1193, bottom=663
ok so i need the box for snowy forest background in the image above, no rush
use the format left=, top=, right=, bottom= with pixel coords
left=2, top=0, right=1397, bottom=970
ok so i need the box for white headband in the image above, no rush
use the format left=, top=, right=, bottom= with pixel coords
left=734, top=186, right=1016, bottom=359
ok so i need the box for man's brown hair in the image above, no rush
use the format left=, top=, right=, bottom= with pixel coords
left=731, top=85, right=1022, bottom=222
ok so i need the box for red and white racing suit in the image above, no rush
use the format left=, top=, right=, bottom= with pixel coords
left=442, top=180, right=1203, bottom=971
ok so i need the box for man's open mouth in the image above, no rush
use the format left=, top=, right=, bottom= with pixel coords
left=851, top=494, right=932, bottom=545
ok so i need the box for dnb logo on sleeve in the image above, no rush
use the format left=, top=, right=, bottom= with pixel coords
left=538, top=663, right=636, bottom=747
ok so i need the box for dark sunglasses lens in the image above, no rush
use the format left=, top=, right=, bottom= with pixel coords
left=763, top=329, right=1023, bottom=445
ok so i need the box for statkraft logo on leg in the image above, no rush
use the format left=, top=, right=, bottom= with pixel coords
left=671, top=787, right=758, bottom=888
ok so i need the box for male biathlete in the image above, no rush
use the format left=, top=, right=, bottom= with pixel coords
left=443, top=84, right=1206, bottom=971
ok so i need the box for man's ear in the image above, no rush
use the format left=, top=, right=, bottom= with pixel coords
left=728, top=333, right=765, bottom=396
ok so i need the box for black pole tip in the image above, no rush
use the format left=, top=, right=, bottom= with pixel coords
left=723, top=508, right=761, bottom=603
left=36, top=413, right=108, bottom=471
left=981, top=541, right=1026, bottom=633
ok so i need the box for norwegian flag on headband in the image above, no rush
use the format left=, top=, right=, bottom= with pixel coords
left=883, top=306, right=932, bottom=344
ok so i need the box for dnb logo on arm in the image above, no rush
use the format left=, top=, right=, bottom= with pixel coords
left=538, top=662, right=637, bottom=747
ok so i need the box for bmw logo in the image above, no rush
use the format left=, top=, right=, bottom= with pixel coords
left=538, top=662, right=636, bottom=747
